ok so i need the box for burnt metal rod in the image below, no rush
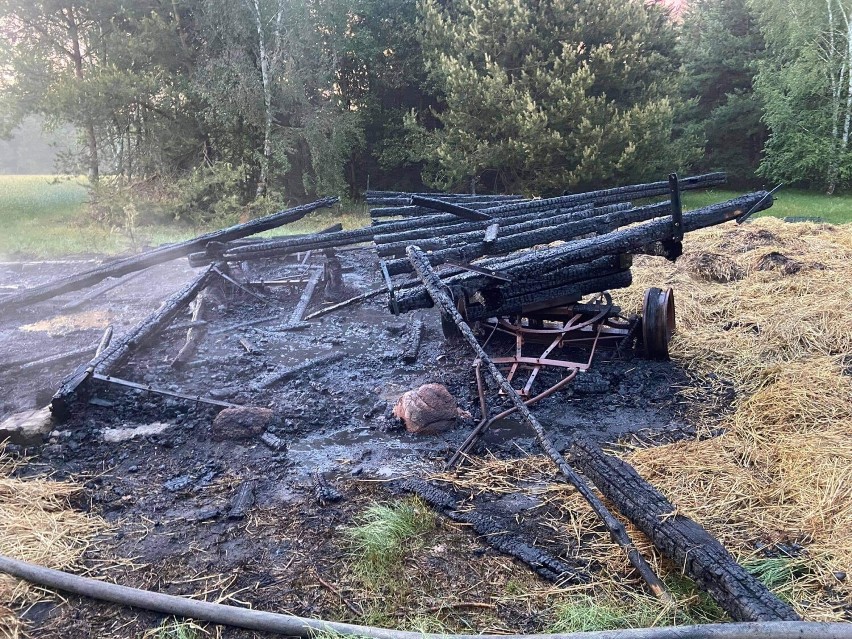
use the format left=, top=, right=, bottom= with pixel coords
left=2, top=555, right=848, bottom=639
left=447, top=368, right=578, bottom=469
left=406, top=245, right=671, bottom=602
left=91, top=373, right=239, bottom=409
left=211, top=266, right=274, bottom=306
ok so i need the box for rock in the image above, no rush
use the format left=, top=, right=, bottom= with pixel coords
left=393, top=383, right=458, bottom=435
left=212, top=406, right=274, bottom=441
left=0, top=407, right=54, bottom=445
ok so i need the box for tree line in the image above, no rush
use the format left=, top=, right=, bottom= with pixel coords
left=1, top=0, right=850, bottom=222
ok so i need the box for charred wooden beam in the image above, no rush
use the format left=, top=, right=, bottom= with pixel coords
left=395, top=254, right=630, bottom=315
left=395, top=192, right=774, bottom=311
left=464, top=270, right=633, bottom=321
left=50, top=266, right=217, bottom=421
left=384, top=201, right=671, bottom=276
left=401, top=317, right=424, bottom=364
left=375, top=203, right=619, bottom=259
left=408, top=196, right=494, bottom=221
left=2, top=198, right=337, bottom=312
left=289, top=269, right=323, bottom=326
left=405, top=479, right=589, bottom=584
left=189, top=227, right=376, bottom=266
left=406, top=246, right=671, bottom=601
left=371, top=204, right=590, bottom=250
left=171, top=288, right=210, bottom=368
left=368, top=173, right=726, bottom=239
left=227, top=481, right=256, bottom=520
left=568, top=437, right=800, bottom=621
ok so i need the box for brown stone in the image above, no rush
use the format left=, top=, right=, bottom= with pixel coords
left=212, top=407, right=274, bottom=441
left=393, top=383, right=458, bottom=435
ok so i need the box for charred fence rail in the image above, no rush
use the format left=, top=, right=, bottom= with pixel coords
left=1, top=197, right=338, bottom=313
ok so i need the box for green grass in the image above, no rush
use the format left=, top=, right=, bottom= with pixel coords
left=549, top=574, right=729, bottom=633
left=344, top=498, right=436, bottom=586
left=682, top=188, right=852, bottom=224
left=143, top=618, right=204, bottom=639
left=0, top=175, right=369, bottom=259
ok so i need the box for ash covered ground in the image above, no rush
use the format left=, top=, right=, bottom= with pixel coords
left=0, top=249, right=710, bottom=637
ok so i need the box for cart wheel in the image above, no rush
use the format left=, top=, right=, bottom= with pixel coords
left=642, top=287, right=675, bottom=360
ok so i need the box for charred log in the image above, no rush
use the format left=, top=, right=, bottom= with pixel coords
left=567, top=437, right=800, bottom=622
left=404, top=479, right=589, bottom=584
left=395, top=192, right=774, bottom=310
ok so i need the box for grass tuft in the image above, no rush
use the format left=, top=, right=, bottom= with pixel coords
left=345, top=498, right=436, bottom=585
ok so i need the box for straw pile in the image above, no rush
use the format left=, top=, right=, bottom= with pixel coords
left=0, top=444, right=108, bottom=639
left=437, top=217, right=852, bottom=622
left=622, top=217, right=852, bottom=621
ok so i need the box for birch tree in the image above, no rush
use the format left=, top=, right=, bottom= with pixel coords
left=753, top=0, right=852, bottom=192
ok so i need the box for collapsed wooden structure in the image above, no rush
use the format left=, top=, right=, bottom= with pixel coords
left=4, top=171, right=801, bottom=624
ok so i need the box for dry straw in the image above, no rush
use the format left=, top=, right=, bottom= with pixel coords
left=0, top=445, right=107, bottom=638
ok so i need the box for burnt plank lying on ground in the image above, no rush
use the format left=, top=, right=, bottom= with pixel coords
left=567, top=437, right=800, bottom=622
left=51, top=265, right=217, bottom=420
left=404, top=478, right=589, bottom=585
left=1, top=197, right=337, bottom=312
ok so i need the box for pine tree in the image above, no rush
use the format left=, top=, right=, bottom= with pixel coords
left=408, top=0, right=700, bottom=195
left=679, top=0, right=766, bottom=185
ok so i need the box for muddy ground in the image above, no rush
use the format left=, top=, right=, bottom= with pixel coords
left=0, top=249, right=714, bottom=637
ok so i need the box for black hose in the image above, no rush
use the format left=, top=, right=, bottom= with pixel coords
left=1, top=555, right=850, bottom=639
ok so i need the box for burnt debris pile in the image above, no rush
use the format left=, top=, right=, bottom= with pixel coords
left=0, top=171, right=809, bottom=630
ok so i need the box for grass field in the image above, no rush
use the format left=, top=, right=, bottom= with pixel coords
left=682, top=188, right=852, bottom=224
left=0, top=176, right=849, bottom=258
left=0, top=175, right=368, bottom=259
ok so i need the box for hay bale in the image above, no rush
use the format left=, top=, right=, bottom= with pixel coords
left=679, top=251, right=745, bottom=283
